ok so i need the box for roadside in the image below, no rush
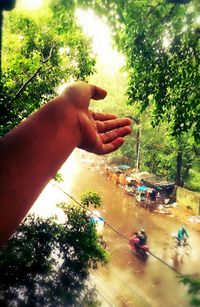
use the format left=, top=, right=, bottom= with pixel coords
left=70, top=151, right=199, bottom=307
left=167, top=206, right=200, bottom=234
left=86, top=154, right=200, bottom=235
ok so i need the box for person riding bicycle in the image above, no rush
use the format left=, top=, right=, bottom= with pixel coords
left=177, top=225, right=189, bottom=246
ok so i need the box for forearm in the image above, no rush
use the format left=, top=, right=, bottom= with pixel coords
left=0, top=96, right=80, bottom=246
left=0, top=80, right=131, bottom=247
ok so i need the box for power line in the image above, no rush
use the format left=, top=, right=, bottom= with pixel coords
left=95, top=288, right=114, bottom=307
left=89, top=276, right=115, bottom=307
left=92, top=280, right=114, bottom=307
left=51, top=183, right=185, bottom=278
left=94, top=272, right=132, bottom=306
left=94, top=270, right=152, bottom=307
left=52, top=182, right=154, bottom=305
left=51, top=183, right=129, bottom=241
left=109, top=270, right=152, bottom=307
left=147, top=249, right=184, bottom=277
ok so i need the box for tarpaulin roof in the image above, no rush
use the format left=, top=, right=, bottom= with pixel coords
left=137, top=185, right=148, bottom=191
left=129, top=172, right=174, bottom=189
left=117, top=164, right=131, bottom=170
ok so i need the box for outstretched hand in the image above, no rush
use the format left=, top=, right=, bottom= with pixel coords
left=62, top=81, right=132, bottom=154
left=0, top=81, right=132, bottom=246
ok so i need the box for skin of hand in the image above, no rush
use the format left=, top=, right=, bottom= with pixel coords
left=0, top=81, right=132, bottom=247
left=60, top=81, right=132, bottom=154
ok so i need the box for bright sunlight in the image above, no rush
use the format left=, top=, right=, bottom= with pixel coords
left=75, top=9, right=125, bottom=70
left=17, top=0, right=43, bottom=10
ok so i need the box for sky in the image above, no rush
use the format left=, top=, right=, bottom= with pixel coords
left=75, top=8, right=125, bottom=70
left=17, top=1, right=125, bottom=70
left=18, top=0, right=43, bottom=10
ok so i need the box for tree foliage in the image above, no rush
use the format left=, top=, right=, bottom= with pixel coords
left=81, top=190, right=102, bottom=208
left=1, top=0, right=95, bottom=135
left=0, top=198, right=107, bottom=306
left=79, top=0, right=200, bottom=187
left=1, top=0, right=199, bottom=185
left=90, top=61, right=197, bottom=185
left=180, top=275, right=200, bottom=306
left=79, top=0, right=200, bottom=142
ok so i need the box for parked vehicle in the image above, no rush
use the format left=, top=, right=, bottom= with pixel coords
left=135, top=190, right=146, bottom=203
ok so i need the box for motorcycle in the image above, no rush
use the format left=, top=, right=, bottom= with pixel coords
left=129, top=233, right=149, bottom=261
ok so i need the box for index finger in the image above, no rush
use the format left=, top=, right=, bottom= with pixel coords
left=92, top=112, right=117, bottom=121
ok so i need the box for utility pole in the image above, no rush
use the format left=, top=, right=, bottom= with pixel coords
left=135, top=122, right=141, bottom=173
left=128, top=116, right=141, bottom=173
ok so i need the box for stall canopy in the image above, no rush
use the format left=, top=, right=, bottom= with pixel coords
left=137, top=185, right=148, bottom=191
left=117, top=164, right=130, bottom=170
left=129, top=171, right=174, bottom=196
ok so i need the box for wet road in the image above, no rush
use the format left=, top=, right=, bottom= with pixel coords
left=32, top=150, right=200, bottom=306
left=67, top=152, right=200, bottom=307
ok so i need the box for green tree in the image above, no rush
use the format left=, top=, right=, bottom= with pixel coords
left=1, top=0, right=95, bottom=135
left=90, top=61, right=196, bottom=185
left=0, top=197, right=107, bottom=306
left=180, top=275, right=200, bottom=306
left=79, top=0, right=200, bottom=142
left=137, top=114, right=195, bottom=185
left=81, top=0, right=199, bottom=187
left=81, top=190, right=102, bottom=208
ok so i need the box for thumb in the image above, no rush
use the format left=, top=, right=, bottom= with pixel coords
left=90, top=84, right=107, bottom=100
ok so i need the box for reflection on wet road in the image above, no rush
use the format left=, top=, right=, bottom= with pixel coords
left=68, top=152, right=200, bottom=307
left=33, top=150, right=200, bottom=306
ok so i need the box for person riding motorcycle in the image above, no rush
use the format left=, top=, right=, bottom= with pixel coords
left=130, top=229, right=149, bottom=260
left=132, top=229, right=147, bottom=252
left=137, top=229, right=147, bottom=246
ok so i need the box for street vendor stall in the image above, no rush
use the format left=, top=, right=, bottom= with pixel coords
left=127, top=172, right=175, bottom=207
left=135, top=185, right=148, bottom=203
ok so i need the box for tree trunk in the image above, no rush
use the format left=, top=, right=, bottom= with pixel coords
left=175, top=150, right=183, bottom=186
left=135, top=126, right=141, bottom=173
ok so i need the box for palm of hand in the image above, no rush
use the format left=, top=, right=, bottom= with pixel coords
left=64, top=81, right=132, bottom=155
left=78, top=109, right=132, bottom=155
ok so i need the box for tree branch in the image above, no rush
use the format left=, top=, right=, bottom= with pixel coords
left=146, top=2, right=163, bottom=18
left=193, top=145, right=200, bottom=158
left=13, top=45, right=55, bottom=100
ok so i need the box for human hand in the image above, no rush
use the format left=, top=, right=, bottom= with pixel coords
left=62, top=81, right=132, bottom=154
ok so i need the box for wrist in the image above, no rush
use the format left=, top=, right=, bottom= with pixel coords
left=51, top=95, right=82, bottom=149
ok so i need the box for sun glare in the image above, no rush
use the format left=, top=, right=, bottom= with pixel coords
left=196, top=16, right=200, bottom=25
left=75, top=9, right=125, bottom=70
left=30, top=151, right=81, bottom=221
left=18, top=0, right=43, bottom=10
left=162, top=36, right=171, bottom=49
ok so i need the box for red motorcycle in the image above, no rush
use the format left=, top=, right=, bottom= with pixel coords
left=129, top=233, right=149, bottom=261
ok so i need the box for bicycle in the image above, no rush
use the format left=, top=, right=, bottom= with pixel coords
left=171, top=234, right=191, bottom=256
